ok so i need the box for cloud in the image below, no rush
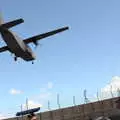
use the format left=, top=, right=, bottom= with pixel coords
left=99, top=76, right=120, bottom=99
left=0, top=114, right=8, bottom=120
left=22, top=100, right=42, bottom=110
left=102, top=76, right=120, bottom=92
left=21, top=92, right=52, bottom=111
left=31, top=91, right=52, bottom=107
left=21, top=82, right=53, bottom=111
left=39, top=92, right=52, bottom=101
left=40, top=82, right=53, bottom=92
left=38, top=82, right=53, bottom=102
left=9, top=88, right=22, bottom=95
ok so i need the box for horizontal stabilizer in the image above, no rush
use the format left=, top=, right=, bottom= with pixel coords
left=0, top=46, right=9, bottom=53
left=24, top=26, right=69, bottom=44
left=1, top=18, right=24, bottom=29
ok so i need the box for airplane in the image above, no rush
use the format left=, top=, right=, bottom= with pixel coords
left=0, top=15, right=69, bottom=64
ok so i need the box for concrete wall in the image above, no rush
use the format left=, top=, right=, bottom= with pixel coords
left=4, top=97, right=120, bottom=120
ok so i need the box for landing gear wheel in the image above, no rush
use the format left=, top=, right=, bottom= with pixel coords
left=14, top=56, right=17, bottom=61
left=32, top=61, right=34, bottom=64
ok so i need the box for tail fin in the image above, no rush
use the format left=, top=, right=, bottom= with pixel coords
left=1, top=18, right=24, bottom=28
left=0, top=12, right=24, bottom=28
left=0, top=12, right=4, bottom=25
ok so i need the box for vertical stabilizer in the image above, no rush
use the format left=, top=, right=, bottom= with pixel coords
left=0, top=12, right=4, bottom=25
left=0, top=12, right=24, bottom=28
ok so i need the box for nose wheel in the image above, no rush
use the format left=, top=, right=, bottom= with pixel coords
left=14, top=56, right=17, bottom=61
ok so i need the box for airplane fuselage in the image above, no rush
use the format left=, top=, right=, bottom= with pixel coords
left=0, top=27, right=36, bottom=61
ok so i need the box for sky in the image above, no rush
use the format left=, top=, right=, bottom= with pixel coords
left=1, top=0, right=120, bottom=119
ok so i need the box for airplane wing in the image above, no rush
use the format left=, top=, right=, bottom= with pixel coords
left=0, top=46, right=9, bottom=53
left=23, top=26, right=69, bottom=45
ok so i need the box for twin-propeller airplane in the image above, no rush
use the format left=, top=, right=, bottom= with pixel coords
left=0, top=15, right=69, bottom=63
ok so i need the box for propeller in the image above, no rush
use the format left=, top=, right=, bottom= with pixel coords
left=33, top=40, right=42, bottom=50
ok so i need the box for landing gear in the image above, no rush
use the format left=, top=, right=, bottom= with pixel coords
left=14, top=56, right=17, bottom=61
left=32, top=61, right=34, bottom=64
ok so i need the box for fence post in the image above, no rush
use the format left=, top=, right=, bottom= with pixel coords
left=73, top=96, right=76, bottom=106
left=57, top=94, right=61, bottom=109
